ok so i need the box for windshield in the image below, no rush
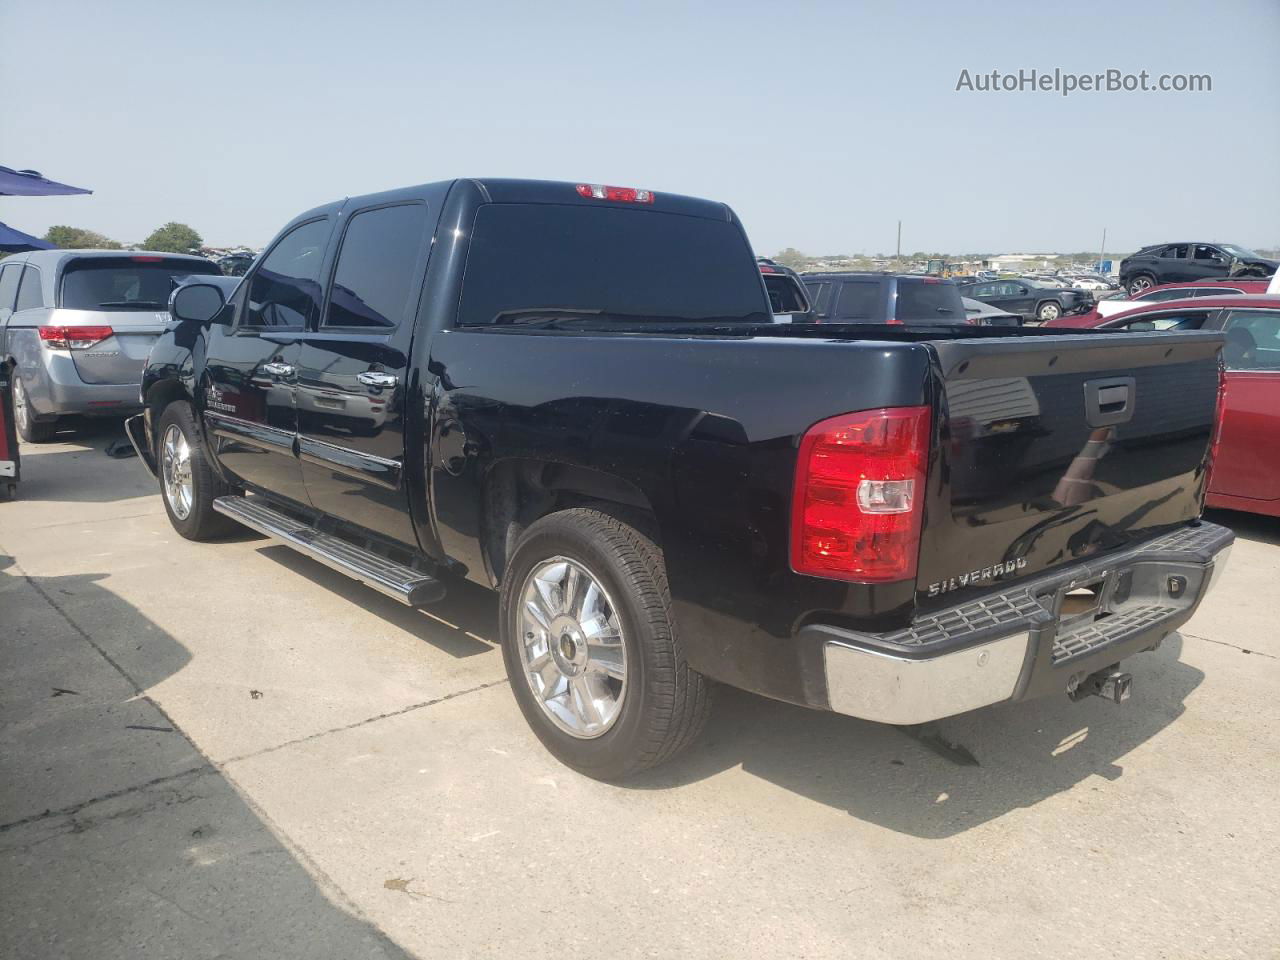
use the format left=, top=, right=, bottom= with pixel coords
left=1220, top=244, right=1260, bottom=259
left=61, top=257, right=221, bottom=311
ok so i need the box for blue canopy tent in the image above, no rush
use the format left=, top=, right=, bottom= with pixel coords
left=0, top=221, right=56, bottom=253
left=0, top=165, right=92, bottom=196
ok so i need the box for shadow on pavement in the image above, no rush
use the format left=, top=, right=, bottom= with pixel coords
left=630, top=634, right=1202, bottom=839
left=0, top=554, right=413, bottom=960
left=10, top=421, right=154, bottom=505
left=256, top=544, right=497, bottom=658
left=1205, top=507, right=1280, bottom=546
left=245, top=537, right=1205, bottom=840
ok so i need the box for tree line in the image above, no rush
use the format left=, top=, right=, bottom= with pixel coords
left=41, top=222, right=204, bottom=254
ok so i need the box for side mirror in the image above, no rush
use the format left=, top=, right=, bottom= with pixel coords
left=1017, top=286, right=1028, bottom=294
left=170, top=283, right=227, bottom=324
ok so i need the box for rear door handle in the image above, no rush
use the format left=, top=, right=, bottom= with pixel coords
left=261, top=361, right=295, bottom=377
left=357, top=371, right=398, bottom=388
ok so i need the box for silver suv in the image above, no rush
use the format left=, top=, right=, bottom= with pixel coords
left=0, top=250, right=221, bottom=441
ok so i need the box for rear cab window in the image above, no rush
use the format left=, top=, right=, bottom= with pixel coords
left=457, top=204, right=768, bottom=328
left=762, top=274, right=809, bottom=315
left=60, top=257, right=221, bottom=311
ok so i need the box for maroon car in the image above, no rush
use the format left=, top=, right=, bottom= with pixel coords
left=1045, top=279, right=1271, bottom=330
left=1049, top=295, right=1280, bottom=517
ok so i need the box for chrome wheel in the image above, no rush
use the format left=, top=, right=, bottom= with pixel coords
left=160, top=423, right=194, bottom=520
left=1129, top=276, right=1153, bottom=295
left=11, top=378, right=29, bottom=436
left=1039, top=302, right=1061, bottom=321
left=518, top=557, right=627, bottom=739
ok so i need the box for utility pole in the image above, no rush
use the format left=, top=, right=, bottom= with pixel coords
left=896, top=220, right=902, bottom=265
left=1099, top=227, right=1107, bottom=273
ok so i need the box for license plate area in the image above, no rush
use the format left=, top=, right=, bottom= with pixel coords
left=1043, top=570, right=1128, bottom=629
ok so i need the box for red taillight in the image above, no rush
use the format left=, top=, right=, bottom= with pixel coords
left=38, top=325, right=114, bottom=350
left=575, top=183, right=655, bottom=204
left=758, top=264, right=779, bottom=274
left=131, top=255, right=164, bottom=262
left=791, top=406, right=931, bottom=582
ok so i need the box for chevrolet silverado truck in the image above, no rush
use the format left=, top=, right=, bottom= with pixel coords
left=128, top=178, right=1234, bottom=780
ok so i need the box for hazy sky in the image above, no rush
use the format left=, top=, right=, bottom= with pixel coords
left=3, top=0, right=1278, bottom=257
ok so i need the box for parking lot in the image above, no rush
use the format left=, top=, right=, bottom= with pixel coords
left=0, top=426, right=1277, bottom=959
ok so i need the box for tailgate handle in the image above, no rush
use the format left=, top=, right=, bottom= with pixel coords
left=1084, top=376, right=1136, bottom=427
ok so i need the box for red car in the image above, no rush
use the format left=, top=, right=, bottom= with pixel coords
left=1048, top=295, right=1280, bottom=517
left=1045, top=279, right=1271, bottom=330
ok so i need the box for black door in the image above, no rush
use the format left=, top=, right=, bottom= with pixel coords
left=295, top=200, right=432, bottom=547
left=975, top=280, right=1027, bottom=316
left=1158, top=243, right=1191, bottom=283
left=1187, top=244, right=1230, bottom=282
left=202, top=217, right=332, bottom=506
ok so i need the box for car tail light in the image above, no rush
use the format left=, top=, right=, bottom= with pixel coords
left=38, top=325, right=114, bottom=350
left=131, top=255, right=164, bottom=262
left=791, top=406, right=931, bottom=582
left=575, top=183, right=655, bottom=204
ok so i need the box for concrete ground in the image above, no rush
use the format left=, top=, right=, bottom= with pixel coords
left=2, top=425, right=1277, bottom=960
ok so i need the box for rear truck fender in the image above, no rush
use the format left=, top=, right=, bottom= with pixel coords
left=480, top=458, right=657, bottom=588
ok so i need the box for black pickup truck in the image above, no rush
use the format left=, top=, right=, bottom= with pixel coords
left=129, top=178, right=1233, bottom=780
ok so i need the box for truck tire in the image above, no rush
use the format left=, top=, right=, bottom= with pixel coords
left=499, top=507, right=713, bottom=780
left=156, top=401, right=238, bottom=541
left=11, top=375, right=58, bottom=443
left=1036, top=300, right=1062, bottom=322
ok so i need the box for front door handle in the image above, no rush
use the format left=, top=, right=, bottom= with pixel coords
left=357, top=371, right=399, bottom=388
left=261, top=361, right=295, bottom=377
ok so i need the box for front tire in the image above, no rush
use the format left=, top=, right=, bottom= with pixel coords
left=499, top=508, right=713, bottom=780
left=11, top=375, right=57, bottom=443
left=1036, top=300, right=1062, bottom=322
left=156, top=401, right=238, bottom=540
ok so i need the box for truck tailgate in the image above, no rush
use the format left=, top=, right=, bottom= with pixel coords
left=917, top=331, right=1223, bottom=608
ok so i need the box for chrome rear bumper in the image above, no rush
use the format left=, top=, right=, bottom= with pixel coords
left=813, top=522, right=1234, bottom=725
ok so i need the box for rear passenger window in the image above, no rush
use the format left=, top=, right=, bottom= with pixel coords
left=243, top=219, right=331, bottom=329
left=0, top=263, right=20, bottom=310
left=323, top=203, right=428, bottom=329
left=15, top=266, right=43, bottom=311
left=1122, top=312, right=1207, bottom=331
left=835, top=281, right=880, bottom=319
left=1222, top=310, right=1280, bottom=370
left=803, top=281, right=831, bottom=317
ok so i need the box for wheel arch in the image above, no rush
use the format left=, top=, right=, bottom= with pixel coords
left=143, top=378, right=194, bottom=451
left=481, top=459, right=657, bottom=588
